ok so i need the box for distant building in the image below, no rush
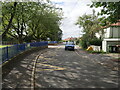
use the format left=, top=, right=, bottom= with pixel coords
left=64, top=37, right=77, bottom=44
left=64, top=37, right=77, bottom=41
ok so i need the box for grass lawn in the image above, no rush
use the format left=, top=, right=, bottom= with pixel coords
left=0, top=45, right=12, bottom=48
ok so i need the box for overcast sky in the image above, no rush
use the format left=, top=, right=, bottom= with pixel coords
left=50, top=0, right=102, bottom=40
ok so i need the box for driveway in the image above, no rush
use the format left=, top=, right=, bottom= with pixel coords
left=2, top=45, right=119, bottom=89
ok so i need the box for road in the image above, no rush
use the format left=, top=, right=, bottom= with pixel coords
left=2, top=45, right=119, bottom=89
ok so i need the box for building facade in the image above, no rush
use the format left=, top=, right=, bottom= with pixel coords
left=102, top=22, right=120, bottom=52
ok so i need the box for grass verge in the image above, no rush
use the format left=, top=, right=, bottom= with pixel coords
left=0, top=45, right=12, bottom=48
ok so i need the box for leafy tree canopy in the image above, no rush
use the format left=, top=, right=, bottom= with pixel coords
left=90, top=1, right=120, bottom=25
left=2, top=1, right=63, bottom=43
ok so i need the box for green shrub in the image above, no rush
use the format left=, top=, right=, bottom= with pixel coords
left=76, top=39, right=80, bottom=45
left=80, top=40, right=88, bottom=49
left=80, top=35, right=102, bottom=49
left=89, top=39, right=102, bottom=46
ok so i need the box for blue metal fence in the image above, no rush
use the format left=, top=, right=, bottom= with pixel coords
left=48, top=41, right=58, bottom=44
left=0, top=41, right=48, bottom=64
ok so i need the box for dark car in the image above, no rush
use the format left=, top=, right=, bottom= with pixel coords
left=65, top=42, right=75, bottom=51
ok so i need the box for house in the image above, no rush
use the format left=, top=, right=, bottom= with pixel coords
left=100, top=22, right=120, bottom=52
left=63, top=37, right=77, bottom=44
left=64, top=37, right=77, bottom=41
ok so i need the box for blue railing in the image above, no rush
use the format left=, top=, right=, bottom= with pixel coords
left=0, top=41, right=48, bottom=64
left=48, top=41, right=58, bottom=44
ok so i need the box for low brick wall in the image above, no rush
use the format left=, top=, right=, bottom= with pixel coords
left=2, top=46, right=48, bottom=77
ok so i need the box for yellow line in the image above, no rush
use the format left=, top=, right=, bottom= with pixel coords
left=31, top=54, right=40, bottom=90
left=36, top=63, right=66, bottom=70
left=36, top=68, right=65, bottom=71
left=38, top=56, right=44, bottom=58
left=38, top=56, right=54, bottom=61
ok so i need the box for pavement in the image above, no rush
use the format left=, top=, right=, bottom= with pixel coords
left=103, top=53, right=120, bottom=59
left=2, top=45, right=119, bottom=89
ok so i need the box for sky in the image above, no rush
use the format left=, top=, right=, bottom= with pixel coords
left=50, top=0, right=102, bottom=40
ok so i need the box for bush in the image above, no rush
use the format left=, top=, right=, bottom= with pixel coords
left=89, top=39, right=102, bottom=46
left=80, top=38, right=102, bottom=49
left=76, top=39, right=81, bottom=45
left=80, top=40, right=88, bottom=49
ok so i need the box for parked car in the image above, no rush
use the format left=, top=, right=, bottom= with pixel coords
left=65, top=42, right=75, bottom=51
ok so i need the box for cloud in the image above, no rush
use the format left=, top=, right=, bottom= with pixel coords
left=50, top=0, right=101, bottom=39
left=52, top=1, right=65, bottom=5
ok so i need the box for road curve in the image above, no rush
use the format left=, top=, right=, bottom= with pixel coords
left=2, top=45, right=119, bottom=89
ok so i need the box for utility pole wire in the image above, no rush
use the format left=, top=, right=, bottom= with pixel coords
left=69, top=0, right=79, bottom=16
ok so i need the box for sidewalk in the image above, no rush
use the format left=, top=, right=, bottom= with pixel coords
left=76, top=46, right=119, bottom=71
left=103, top=53, right=120, bottom=59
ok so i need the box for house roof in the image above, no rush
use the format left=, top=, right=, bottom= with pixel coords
left=101, top=21, right=120, bottom=29
left=64, top=37, right=77, bottom=41
left=111, top=21, right=120, bottom=26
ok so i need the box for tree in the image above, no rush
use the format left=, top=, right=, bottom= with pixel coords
left=2, top=2, right=17, bottom=38
left=90, top=1, right=120, bottom=25
left=2, top=1, right=63, bottom=43
left=76, top=10, right=103, bottom=48
left=6, top=2, right=38, bottom=43
left=27, top=2, right=62, bottom=41
left=76, top=10, right=102, bottom=39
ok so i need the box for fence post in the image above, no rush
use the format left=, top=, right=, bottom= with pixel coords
left=16, top=44, right=19, bottom=53
left=23, top=44, right=25, bottom=51
left=6, top=46, right=9, bottom=60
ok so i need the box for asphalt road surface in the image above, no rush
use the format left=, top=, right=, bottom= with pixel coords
left=2, top=45, right=119, bottom=89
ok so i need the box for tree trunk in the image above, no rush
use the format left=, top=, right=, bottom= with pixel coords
left=2, top=2, right=17, bottom=38
left=18, top=38, right=23, bottom=44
